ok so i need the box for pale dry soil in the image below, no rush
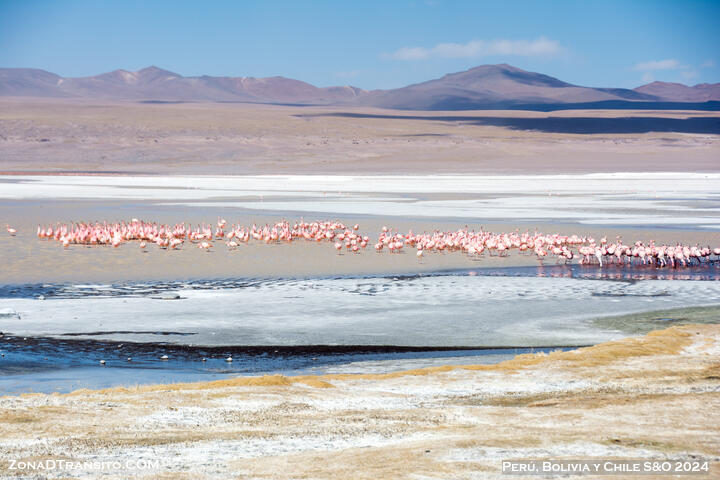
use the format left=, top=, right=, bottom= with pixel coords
left=0, top=325, right=718, bottom=479
left=1, top=98, right=718, bottom=174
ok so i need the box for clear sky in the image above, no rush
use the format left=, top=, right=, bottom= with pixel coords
left=1, top=0, right=718, bottom=90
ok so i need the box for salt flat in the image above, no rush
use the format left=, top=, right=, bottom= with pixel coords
left=2, top=172, right=719, bottom=228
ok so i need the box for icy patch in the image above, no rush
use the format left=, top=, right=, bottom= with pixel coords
left=683, top=333, right=720, bottom=356
left=138, top=406, right=223, bottom=428
left=0, top=307, right=19, bottom=318
left=356, top=371, right=594, bottom=399
left=304, top=391, right=420, bottom=411
left=2, top=276, right=720, bottom=347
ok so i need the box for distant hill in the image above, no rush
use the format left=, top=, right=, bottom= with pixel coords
left=1, top=64, right=718, bottom=110
left=0, top=66, right=366, bottom=104
left=0, top=68, right=67, bottom=97
left=634, top=81, right=720, bottom=102
left=359, top=64, right=659, bottom=110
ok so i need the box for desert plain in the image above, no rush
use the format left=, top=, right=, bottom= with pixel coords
left=1, top=98, right=718, bottom=175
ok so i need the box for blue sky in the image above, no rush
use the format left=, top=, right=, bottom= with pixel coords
left=1, top=0, right=718, bottom=89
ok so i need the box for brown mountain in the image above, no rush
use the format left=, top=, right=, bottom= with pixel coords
left=0, top=68, right=67, bottom=97
left=1, top=64, right=717, bottom=109
left=0, top=66, right=366, bottom=104
left=634, top=81, right=720, bottom=102
left=359, top=64, right=657, bottom=110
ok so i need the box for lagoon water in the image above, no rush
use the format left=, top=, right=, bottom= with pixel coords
left=1, top=173, right=719, bottom=394
left=1, top=265, right=719, bottom=394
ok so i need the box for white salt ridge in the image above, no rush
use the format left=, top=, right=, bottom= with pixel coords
left=3, top=172, right=720, bottom=197
left=176, top=199, right=720, bottom=227
left=2, top=173, right=719, bottom=227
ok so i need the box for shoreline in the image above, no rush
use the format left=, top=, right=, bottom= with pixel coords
left=2, top=261, right=719, bottom=288
left=65, top=323, right=711, bottom=395
left=0, top=334, right=592, bottom=355
left=3, top=303, right=719, bottom=395
left=1, top=324, right=717, bottom=478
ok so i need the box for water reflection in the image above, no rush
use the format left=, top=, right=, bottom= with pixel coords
left=471, top=263, right=720, bottom=282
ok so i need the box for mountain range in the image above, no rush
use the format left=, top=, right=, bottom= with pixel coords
left=1, top=64, right=718, bottom=110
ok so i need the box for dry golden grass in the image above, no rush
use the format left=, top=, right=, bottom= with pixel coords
left=702, top=362, right=720, bottom=380
left=0, top=412, right=38, bottom=424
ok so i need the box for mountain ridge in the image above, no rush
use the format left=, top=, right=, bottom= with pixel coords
left=634, top=80, right=720, bottom=102
left=1, top=64, right=718, bottom=109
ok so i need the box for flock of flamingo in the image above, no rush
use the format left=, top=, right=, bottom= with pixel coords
left=5, top=219, right=720, bottom=268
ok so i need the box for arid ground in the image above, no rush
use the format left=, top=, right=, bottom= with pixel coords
left=1, top=98, right=718, bottom=175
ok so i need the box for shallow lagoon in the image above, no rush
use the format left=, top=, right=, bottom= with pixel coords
left=1, top=265, right=719, bottom=394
